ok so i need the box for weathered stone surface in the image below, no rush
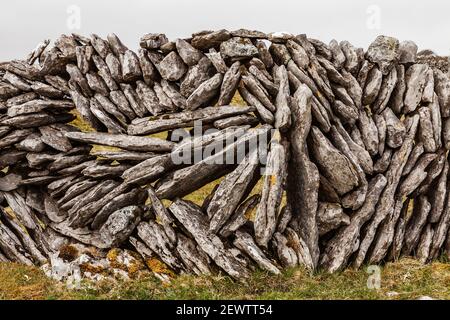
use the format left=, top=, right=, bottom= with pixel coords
left=358, top=109, right=379, bottom=156
left=92, top=55, right=118, bottom=91
left=180, top=57, right=215, bottom=97
left=86, top=72, right=109, bottom=95
left=99, top=206, right=143, bottom=247
left=286, top=40, right=309, bottom=69
left=286, top=86, right=320, bottom=267
left=255, top=40, right=273, bottom=69
left=89, top=98, right=125, bottom=134
left=207, top=149, right=259, bottom=233
left=320, top=174, right=387, bottom=272
left=220, top=37, right=258, bottom=60
left=161, top=79, right=187, bottom=109
left=220, top=194, right=259, bottom=238
left=254, top=131, right=287, bottom=248
left=398, top=40, right=418, bottom=64
left=335, top=121, right=373, bottom=175
left=185, top=73, right=223, bottom=110
left=366, top=35, right=400, bottom=74
left=399, top=153, right=436, bottom=197
left=158, top=51, right=188, bottom=81
left=170, top=199, right=249, bottom=280
left=238, top=84, right=274, bottom=125
left=372, top=66, right=398, bottom=114
left=403, top=195, right=431, bottom=256
left=138, top=49, right=158, bottom=86
left=176, top=38, right=204, bottom=66
left=316, top=202, right=349, bottom=236
left=383, top=107, right=406, bottom=149
left=329, top=39, right=346, bottom=69
left=215, top=62, right=241, bottom=106
left=340, top=41, right=359, bottom=75
left=417, top=151, right=446, bottom=195
left=140, top=33, right=168, bottom=49
left=129, top=105, right=254, bottom=135
left=242, top=74, right=275, bottom=112
left=39, top=125, right=73, bottom=152
left=0, top=174, right=22, bottom=192
left=373, top=148, right=392, bottom=173
left=156, top=127, right=268, bottom=200
left=233, top=230, right=280, bottom=274
left=65, top=131, right=173, bottom=152
left=433, top=69, right=450, bottom=117
left=7, top=99, right=74, bottom=118
left=404, top=64, right=428, bottom=113
left=0, top=129, right=34, bottom=148
left=105, top=53, right=122, bottom=82
left=353, top=115, right=419, bottom=268
left=309, top=127, right=359, bottom=195
left=367, top=198, right=405, bottom=264
left=421, top=68, right=434, bottom=104
left=121, top=50, right=142, bottom=82
left=418, top=106, right=437, bottom=152
left=333, top=100, right=358, bottom=125
left=274, top=65, right=291, bottom=131
left=389, top=65, right=406, bottom=114
left=429, top=159, right=449, bottom=223
left=191, top=30, right=231, bottom=50
left=374, top=114, right=386, bottom=155
left=205, top=48, right=228, bottom=73
left=120, top=83, right=146, bottom=117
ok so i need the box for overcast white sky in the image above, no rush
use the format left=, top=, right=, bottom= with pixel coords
left=1, top=0, right=449, bottom=61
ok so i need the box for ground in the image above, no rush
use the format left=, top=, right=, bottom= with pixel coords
left=0, top=258, right=448, bottom=300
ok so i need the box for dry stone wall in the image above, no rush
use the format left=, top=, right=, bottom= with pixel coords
left=0, top=30, right=450, bottom=280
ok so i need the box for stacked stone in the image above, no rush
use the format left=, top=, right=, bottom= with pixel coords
left=0, top=30, right=449, bottom=280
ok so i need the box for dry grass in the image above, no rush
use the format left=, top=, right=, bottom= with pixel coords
left=0, top=258, right=448, bottom=300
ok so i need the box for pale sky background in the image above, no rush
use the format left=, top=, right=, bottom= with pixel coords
left=1, top=0, right=449, bottom=61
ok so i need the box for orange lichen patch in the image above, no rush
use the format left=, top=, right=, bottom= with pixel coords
left=245, top=205, right=258, bottom=221
left=58, top=245, right=79, bottom=262
left=106, top=248, right=123, bottom=269
left=4, top=206, right=15, bottom=217
left=127, top=261, right=146, bottom=278
left=106, top=248, right=147, bottom=278
left=270, top=175, right=277, bottom=185
left=79, top=263, right=106, bottom=275
left=145, top=257, right=175, bottom=278
left=285, top=234, right=299, bottom=251
left=84, top=247, right=104, bottom=260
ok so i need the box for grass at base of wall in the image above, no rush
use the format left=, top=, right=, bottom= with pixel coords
left=0, top=258, right=448, bottom=300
